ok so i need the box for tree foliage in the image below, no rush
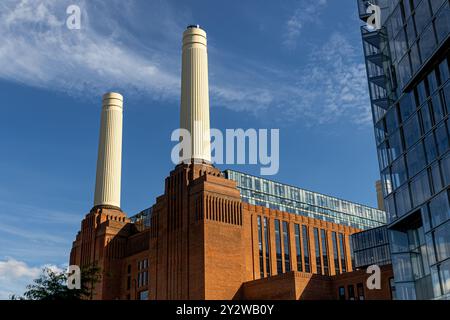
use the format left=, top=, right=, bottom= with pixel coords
left=11, top=264, right=101, bottom=300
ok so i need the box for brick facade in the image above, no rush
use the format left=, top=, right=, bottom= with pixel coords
left=70, top=163, right=393, bottom=300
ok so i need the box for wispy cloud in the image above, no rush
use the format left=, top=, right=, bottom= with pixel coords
left=0, top=0, right=180, bottom=99
left=0, top=257, right=64, bottom=299
left=211, top=32, right=371, bottom=126
left=283, top=0, right=328, bottom=50
left=0, top=0, right=370, bottom=126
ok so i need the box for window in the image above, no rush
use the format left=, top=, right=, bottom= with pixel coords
left=357, top=283, right=365, bottom=300
left=410, top=170, right=431, bottom=207
left=399, top=93, right=416, bottom=121
left=425, top=133, right=438, bottom=164
left=332, top=232, right=340, bottom=274
left=320, top=229, right=329, bottom=275
left=338, top=286, right=345, bottom=300
left=431, top=162, right=443, bottom=194
left=339, top=233, right=347, bottom=273
left=434, top=221, right=450, bottom=262
left=294, top=224, right=302, bottom=272
left=395, top=184, right=412, bottom=217
left=432, top=93, right=444, bottom=123
left=429, top=190, right=450, bottom=228
left=419, top=24, right=437, bottom=61
left=348, top=285, right=355, bottom=300
left=302, top=225, right=311, bottom=273
left=390, top=277, right=396, bottom=300
left=314, top=228, right=322, bottom=274
left=440, top=59, right=450, bottom=84
left=403, top=113, right=421, bottom=149
left=386, top=107, right=400, bottom=134
left=275, top=220, right=282, bottom=274
left=420, top=102, right=433, bottom=133
left=257, top=216, right=264, bottom=278
left=139, top=290, right=148, bottom=300
left=417, top=79, right=429, bottom=106
left=282, top=221, right=291, bottom=272
left=435, top=2, right=450, bottom=43
left=435, top=122, right=449, bottom=155
left=406, top=142, right=426, bottom=177
left=392, top=156, right=407, bottom=189
left=415, top=0, right=431, bottom=33
left=438, top=258, right=450, bottom=295
left=264, top=217, right=271, bottom=276
left=389, top=130, right=403, bottom=161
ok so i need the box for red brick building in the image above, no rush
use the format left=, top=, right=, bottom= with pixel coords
left=69, top=25, right=393, bottom=300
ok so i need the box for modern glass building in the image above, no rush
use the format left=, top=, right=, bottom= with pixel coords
left=351, top=226, right=392, bottom=268
left=358, top=0, right=450, bottom=299
left=130, top=207, right=152, bottom=231
left=224, top=170, right=387, bottom=230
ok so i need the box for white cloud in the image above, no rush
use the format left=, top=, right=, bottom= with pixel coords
left=0, top=257, right=64, bottom=299
left=0, top=0, right=371, bottom=126
left=0, top=0, right=180, bottom=99
left=283, top=0, right=328, bottom=50
left=210, top=32, right=372, bottom=126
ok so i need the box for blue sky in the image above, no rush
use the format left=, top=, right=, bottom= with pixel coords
left=0, top=0, right=380, bottom=298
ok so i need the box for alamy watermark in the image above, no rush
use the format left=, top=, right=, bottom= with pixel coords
left=366, top=3, right=381, bottom=30
left=171, top=122, right=280, bottom=176
left=66, top=5, right=81, bottom=30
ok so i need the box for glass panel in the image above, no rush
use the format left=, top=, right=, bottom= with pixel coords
left=257, top=216, right=264, bottom=278
left=425, top=132, right=438, bottom=164
left=419, top=24, right=437, bottom=61
left=321, top=229, right=329, bottom=275
left=392, top=253, right=414, bottom=282
left=339, top=233, right=347, bottom=273
left=432, top=93, right=444, bottom=123
left=420, top=102, right=433, bottom=133
left=410, top=170, right=431, bottom=207
left=302, top=225, right=310, bottom=273
left=395, top=184, right=411, bottom=217
left=435, top=2, right=450, bottom=43
left=275, top=219, right=282, bottom=274
left=314, top=228, right=322, bottom=275
left=406, top=142, right=426, bottom=177
left=389, top=130, right=404, bottom=160
left=295, top=224, right=302, bottom=272
left=392, top=156, right=408, bottom=189
left=431, top=162, right=443, bottom=194
left=403, top=113, right=421, bottom=149
left=283, top=221, right=291, bottom=272
left=436, top=122, right=449, bottom=155
left=429, top=190, right=450, bottom=228
left=415, top=0, right=431, bottom=33
left=399, top=93, right=416, bottom=121
left=434, top=221, right=450, bottom=261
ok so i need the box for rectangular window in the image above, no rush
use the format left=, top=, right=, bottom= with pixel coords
left=348, top=285, right=355, bottom=300
left=357, top=283, right=365, bottom=300
left=302, top=225, right=311, bottom=273
left=294, top=224, right=302, bottom=272
left=320, top=229, right=329, bottom=275
left=314, top=228, right=322, bottom=274
left=275, top=220, right=282, bottom=274
left=257, top=216, right=264, bottom=278
left=282, top=221, right=291, bottom=272
left=264, top=217, right=271, bottom=276
left=339, top=233, right=347, bottom=273
left=429, top=190, right=450, bottom=228
left=338, top=286, right=345, bottom=300
left=332, top=232, right=340, bottom=274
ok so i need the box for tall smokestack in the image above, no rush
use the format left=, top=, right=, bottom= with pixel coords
left=180, top=25, right=211, bottom=163
left=93, top=92, right=123, bottom=209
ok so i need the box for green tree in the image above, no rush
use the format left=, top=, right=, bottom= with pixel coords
left=11, top=264, right=101, bottom=300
